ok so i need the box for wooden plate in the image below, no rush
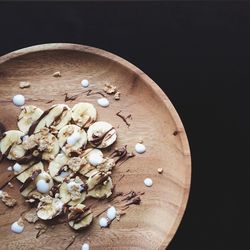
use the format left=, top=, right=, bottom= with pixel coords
left=0, top=44, right=191, bottom=250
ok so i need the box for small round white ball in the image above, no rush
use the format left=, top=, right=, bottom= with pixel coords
left=97, top=98, right=109, bottom=107
left=12, top=95, right=25, bottom=106
left=82, top=243, right=90, bottom=250
left=11, top=221, right=24, bottom=234
left=81, top=79, right=89, bottom=88
left=36, top=179, right=50, bottom=193
left=135, top=143, right=146, bottom=154
left=107, top=206, right=116, bottom=220
left=144, top=178, right=153, bottom=187
left=88, top=153, right=103, bottom=166
left=13, top=163, right=22, bottom=172
left=67, top=132, right=81, bottom=145
left=99, top=217, right=108, bottom=228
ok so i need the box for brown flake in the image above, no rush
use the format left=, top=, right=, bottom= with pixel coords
left=103, top=83, right=117, bottom=94
left=19, top=81, right=30, bottom=89
left=114, top=91, right=121, bottom=100
left=53, top=71, right=61, bottom=77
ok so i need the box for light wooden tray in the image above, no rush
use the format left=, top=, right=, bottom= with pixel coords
left=0, top=44, right=191, bottom=250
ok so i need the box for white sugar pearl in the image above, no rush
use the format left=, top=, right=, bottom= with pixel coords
left=107, top=206, right=116, bottom=220
left=82, top=243, right=90, bottom=250
left=97, top=98, right=109, bottom=107
left=144, top=178, right=153, bottom=187
left=12, top=95, right=25, bottom=106
left=88, top=153, right=103, bottom=166
left=67, top=132, right=81, bottom=145
left=36, top=179, right=50, bottom=193
left=135, top=143, right=146, bottom=154
left=13, top=163, right=22, bottom=172
left=11, top=221, right=24, bottom=234
left=99, top=217, right=108, bottom=228
left=81, top=79, right=89, bottom=88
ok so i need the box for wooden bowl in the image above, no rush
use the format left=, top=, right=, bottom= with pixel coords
left=0, top=44, right=191, bottom=249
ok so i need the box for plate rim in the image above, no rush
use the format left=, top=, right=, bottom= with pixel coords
left=0, top=43, right=191, bottom=249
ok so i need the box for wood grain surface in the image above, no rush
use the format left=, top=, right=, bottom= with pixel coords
left=0, top=44, right=191, bottom=250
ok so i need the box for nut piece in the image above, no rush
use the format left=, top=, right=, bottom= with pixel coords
left=114, top=91, right=120, bottom=100
left=37, top=195, right=64, bottom=220
left=8, top=182, right=14, bottom=188
left=59, top=176, right=86, bottom=206
left=0, top=191, right=17, bottom=207
left=53, top=71, right=61, bottom=77
left=24, top=209, right=39, bottom=223
left=103, top=83, right=117, bottom=94
left=157, top=168, right=163, bottom=174
left=97, top=158, right=115, bottom=173
left=68, top=157, right=84, bottom=173
left=19, top=81, right=30, bottom=89
left=68, top=204, right=93, bottom=230
left=22, top=130, right=59, bottom=161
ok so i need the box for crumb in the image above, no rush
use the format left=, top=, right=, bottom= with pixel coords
left=8, top=182, right=13, bottom=188
left=24, top=209, right=39, bottom=223
left=114, top=91, right=120, bottom=100
left=157, top=168, right=163, bottom=174
left=7, top=166, right=13, bottom=171
left=0, top=191, right=17, bottom=207
left=116, top=209, right=126, bottom=221
left=19, top=81, right=30, bottom=89
left=53, top=71, right=61, bottom=77
left=138, top=139, right=143, bottom=144
left=103, top=83, right=117, bottom=94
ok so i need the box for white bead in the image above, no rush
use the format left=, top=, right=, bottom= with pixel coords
left=99, top=217, right=108, bottom=228
left=135, top=143, right=146, bottom=154
left=12, top=95, right=25, bottom=106
left=97, top=98, right=109, bottom=107
left=13, top=163, right=22, bottom=172
left=107, top=206, right=116, bottom=220
left=82, top=243, right=90, bottom=250
left=81, top=79, right=89, bottom=88
left=144, top=178, right=153, bottom=187
left=36, top=179, right=50, bottom=193
left=88, top=153, right=103, bottom=166
left=67, top=132, right=81, bottom=145
left=11, top=221, right=24, bottom=234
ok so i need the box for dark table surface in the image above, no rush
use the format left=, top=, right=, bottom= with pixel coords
left=0, top=2, right=248, bottom=250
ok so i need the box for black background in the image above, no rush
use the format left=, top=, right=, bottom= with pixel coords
left=0, top=2, right=248, bottom=250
